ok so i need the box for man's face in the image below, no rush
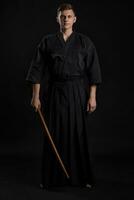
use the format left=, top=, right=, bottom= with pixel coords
left=57, top=9, right=77, bottom=30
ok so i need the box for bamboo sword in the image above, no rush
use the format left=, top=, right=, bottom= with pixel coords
left=37, top=108, right=70, bottom=179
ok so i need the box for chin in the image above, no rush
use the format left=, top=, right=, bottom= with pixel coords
left=64, top=25, right=71, bottom=29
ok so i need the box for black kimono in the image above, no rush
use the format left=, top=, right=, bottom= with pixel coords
left=26, top=31, right=102, bottom=187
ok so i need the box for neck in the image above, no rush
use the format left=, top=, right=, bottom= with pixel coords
left=60, top=28, right=73, bottom=36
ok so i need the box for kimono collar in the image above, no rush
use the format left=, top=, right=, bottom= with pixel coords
left=57, top=30, right=76, bottom=45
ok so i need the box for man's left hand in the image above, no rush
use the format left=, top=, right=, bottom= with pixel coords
left=86, top=97, right=97, bottom=113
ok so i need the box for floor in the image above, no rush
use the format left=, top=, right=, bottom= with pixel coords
left=0, top=155, right=133, bottom=200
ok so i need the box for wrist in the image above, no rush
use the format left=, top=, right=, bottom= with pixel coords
left=89, top=95, right=96, bottom=100
left=32, top=94, right=40, bottom=99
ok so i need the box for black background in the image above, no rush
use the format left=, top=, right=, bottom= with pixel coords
left=1, top=1, right=133, bottom=199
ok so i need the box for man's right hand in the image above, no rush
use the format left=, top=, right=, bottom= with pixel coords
left=31, top=96, right=41, bottom=112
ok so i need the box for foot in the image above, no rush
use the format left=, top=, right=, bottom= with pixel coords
left=39, top=183, right=50, bottom=190
left=40, top=183, right=45, bottom=189
left=85, top=183, right=95, bottom=190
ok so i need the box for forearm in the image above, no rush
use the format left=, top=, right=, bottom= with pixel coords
left=88, top=85, right=97, bottom=99
left=32, top=83, right=40, bottom=98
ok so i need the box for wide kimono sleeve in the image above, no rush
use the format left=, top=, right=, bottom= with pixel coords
left=85, top=39, right=102, bottom=86
left=26, top=36, right=48, bottom=84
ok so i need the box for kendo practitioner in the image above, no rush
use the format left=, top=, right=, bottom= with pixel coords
left=26, top=3, right=102, bottom=190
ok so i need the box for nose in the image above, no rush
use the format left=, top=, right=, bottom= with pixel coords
left=64, top=16, right=68, bottom=21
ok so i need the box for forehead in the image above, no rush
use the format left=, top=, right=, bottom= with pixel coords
left=59, top=9, right=75, bottom=16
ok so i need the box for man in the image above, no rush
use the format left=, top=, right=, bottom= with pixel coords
left=26, top=3, right=102, bottom=189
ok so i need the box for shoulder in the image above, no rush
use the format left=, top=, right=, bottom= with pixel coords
left=36, top=33, right=57, bottom=49
left=75, top=31, right=95, bottom=49
left=41, top=33, right=57, bottom=42
left=44, top=33, right=57, bottom=39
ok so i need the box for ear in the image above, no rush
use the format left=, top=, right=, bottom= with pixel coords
left=73, top=16, right=77, bottom=23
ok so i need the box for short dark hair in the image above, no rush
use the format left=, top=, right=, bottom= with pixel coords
left=57, top=3, right=76, bottom=16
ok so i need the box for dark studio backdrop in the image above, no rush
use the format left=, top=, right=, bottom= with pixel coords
left=1, top=0, right=133, bottom=187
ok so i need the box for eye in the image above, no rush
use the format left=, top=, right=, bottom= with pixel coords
left=60, top=15, right=65, bottom=19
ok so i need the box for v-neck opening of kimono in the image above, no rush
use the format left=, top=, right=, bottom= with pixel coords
left=57, top=31, right=76, bottom=46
